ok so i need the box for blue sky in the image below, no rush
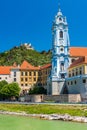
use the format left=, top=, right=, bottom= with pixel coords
left=0, top=0, right=87, bottom=52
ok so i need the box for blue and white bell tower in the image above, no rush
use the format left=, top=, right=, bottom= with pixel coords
left=51, top=8, right=70, bottom=95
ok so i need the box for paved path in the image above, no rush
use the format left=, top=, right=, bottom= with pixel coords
left=0, top=101, right=87, bottom=106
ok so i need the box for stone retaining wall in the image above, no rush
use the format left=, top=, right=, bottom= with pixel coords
left=19, top=94, right=81, bottom=103
left=43, top=95, right=68, bottom=102
left=44, top=94, right=81, bottom=103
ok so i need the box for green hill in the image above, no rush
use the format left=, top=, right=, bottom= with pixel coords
left=0, top=46, right=52, bottom=66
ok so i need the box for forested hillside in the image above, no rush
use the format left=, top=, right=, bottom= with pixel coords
left=0, top=46, right=52, bottom=66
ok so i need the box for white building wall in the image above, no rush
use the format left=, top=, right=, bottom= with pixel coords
left=10, top=69, right=20, bottom=85
left=0, top=69, right=20, bottom=85
left=66, top=75, right=87, bottom=102
left=0, top=74, right=12, bottom=83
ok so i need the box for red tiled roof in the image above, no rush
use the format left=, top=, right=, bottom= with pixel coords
left=20, top=61, right=51, bottom=70
left=40, top=63, right=51, bottom=70
left=69, top=56, right=87, bottom=68
left=20, top=60, right=40, bottom=70
left=0, top=66, right=12, bottom=75
left=70, top=47, right=87, bottom=57
left=0, top=61, right=52, bottom=74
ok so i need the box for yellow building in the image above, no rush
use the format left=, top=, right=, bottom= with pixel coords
left=20, top=61, right=51, bottom=94
left=40, top=64, right=51, bottom=86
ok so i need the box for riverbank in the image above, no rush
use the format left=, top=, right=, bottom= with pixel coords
left=0, top=111, right=87, bottom=123
left=0, top=103, right=87, bottom=123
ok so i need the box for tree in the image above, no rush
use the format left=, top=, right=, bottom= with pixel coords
left=0, top=80, right=8, bottom=90
left=0, top=80, right=8, bottom=99
left=29, top=86, right=47, bottom=95
left=0, top=45, right=51, bottom=66
left=0, top=82, right=21, bottom=100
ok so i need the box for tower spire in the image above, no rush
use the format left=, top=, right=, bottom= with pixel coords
left=57, top=3, right=62, bottom=16
left=58, top=3, right=61, bottom=12
left=50, top=6, right=70, bottom=95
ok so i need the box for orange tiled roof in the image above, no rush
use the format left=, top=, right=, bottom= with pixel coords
left=20, top=61, right=51, bottom=70
left=70, top=47, right=87, bottom=57
left=40, top=63, right=51, bottom=70
left=20, top=60, right=40, bottom=70
left=69, top=56, right=87, bottom=68
left=0, top=61, right=51, bottom=74
left=0, top=66, right=12, bottom=75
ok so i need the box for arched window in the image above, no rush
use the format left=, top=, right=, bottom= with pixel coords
left=60, top=63, right=64, bottom=71
left=69, top=71, right=71, bottom=77
left=61, top=74, right=65, bottom=78
left=59, top=17, right=62, bottom=21
left=76, top=71, right=78, bottom=76
left=59, top=31, right=63, bottom=38
left=72, top=70, right=74, bottom=76
left=79, top=67, right=82, bottom=75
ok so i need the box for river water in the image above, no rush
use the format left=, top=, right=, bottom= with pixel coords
left=0, top=114, right=87, bottom=130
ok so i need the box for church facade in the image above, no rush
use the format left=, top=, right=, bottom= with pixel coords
left=50, top=8, right=70, bottom=95
left=48, top=7, right=87, bottom=102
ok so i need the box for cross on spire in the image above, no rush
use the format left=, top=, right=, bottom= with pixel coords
left=58, top=3, right=61, bottom=12
left=57, top=3, right=62, bottom=16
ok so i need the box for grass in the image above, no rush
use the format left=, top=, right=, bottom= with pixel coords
left=0, top=103, right=87, bottom=117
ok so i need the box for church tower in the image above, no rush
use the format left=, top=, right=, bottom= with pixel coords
left=51, top=8, right=70, bottom=95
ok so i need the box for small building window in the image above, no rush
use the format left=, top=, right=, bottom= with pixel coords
left=21, top=78, right=23, bottom=81
left=29, top=72, right=32, bottom=76
left=83, top=79, right=86, bottom=83
left=75, top=80, right=77, bottom=84
left=25, top=72, right=28, bottom=76
left=69, top=73, right=71, bottom=77
left=25, top=78, right=28, bottom=82
left=14, top=78, right=16, bottom=82
left=21, top=72, right=23, bottom=76
left=72, top=73, right=74, bottom=76
left=0, top=77, right=1, bottom=79
left=59, top=31, right=63, bottom=38
left=79, top=67, right=82, bottom=75
left=80, top=71, right=82, bottom=75
left=34, top=72, right=36, bottom=76
left=25, top=84, right=28, bottom=86
left=21, top=84, right=23, bottom=86
left=68, top=82, right=69, bottom=85
left=76, top=71, right=78, bottom=76
left=14, top=72, right=16, bottom=77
